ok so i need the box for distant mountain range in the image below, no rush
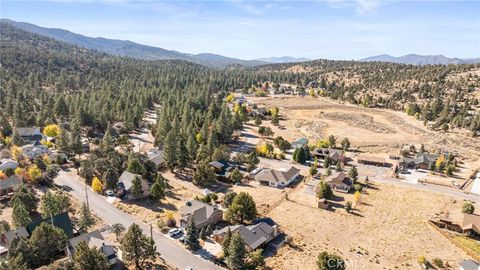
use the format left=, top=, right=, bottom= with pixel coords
left=361, top=54, right=480, bottom=65
left=254, top=56, right=311, bottom=63
left=2, top=19, right=478, bottom=67
left=1, top=19, right=269, bottom=68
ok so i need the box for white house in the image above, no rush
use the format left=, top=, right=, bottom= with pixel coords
left=0, top=158, right=18, bottom=171
left=20, top=143, right=50, bottom=159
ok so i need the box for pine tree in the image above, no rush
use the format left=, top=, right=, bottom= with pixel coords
left=185, top=218, right=199, bottom=250
left=77, top=202, right=95, bottom=233
left=176, top=136, right=189, bottom=169
left=163, top=130, right=177, bottom=171
left=100, top=124, right=113, bottom=151
left=131, top=176, right=143, bottom=198
left=192, top=160, right=216, bottom=187
left=226, top=232, right=247, bottom=270
left=149, top=174, right=166, bottom=201
left=73, top=242, right=109, bottom=270
left=12, top=200, right=31, bottom=228
left=186, top=131, right=197, bottom=160
left=8, top=237, right=34, bottom=269
left=29, top=223, right=67, bottom=266
left=121, top=223, right=157, bottom=269
left=12, top=130, right=24, bottom=146
left=222, top=228, right=232, bottom=258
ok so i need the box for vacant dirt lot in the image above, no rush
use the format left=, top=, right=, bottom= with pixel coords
left=266, top=182, right=466, bottom=270
left=248, top=95, right=480, bottom=181
left=114, top=170, right=203, bottom=225
left=249, top=95, right=480, bottom=164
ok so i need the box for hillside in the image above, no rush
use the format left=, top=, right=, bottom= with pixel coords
left=361, top=54, right=480, bottom=65
left=1, top=19, right=266, bottom=68
left=252, top=59, right=480, bottom=135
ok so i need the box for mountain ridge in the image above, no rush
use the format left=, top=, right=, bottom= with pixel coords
left=0, top=19, right=267, bottom=68
left=361, top=54, right=480, bottom=65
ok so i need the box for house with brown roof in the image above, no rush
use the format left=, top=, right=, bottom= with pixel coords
left=213, top=222, right=279, bottom=252
left=312, top=148, right=346, bottom=165
left=400, top=153, right=439, bottom=170
left=254, top=166, right=300, bottom=188
left=179, top=200, right=223, bottom=229
left=325, top=172, right=352, bottom=193
left=431, top=212, right=480, bottom=237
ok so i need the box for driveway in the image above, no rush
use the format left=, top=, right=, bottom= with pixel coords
left=54, top=170, right=222, bottom=270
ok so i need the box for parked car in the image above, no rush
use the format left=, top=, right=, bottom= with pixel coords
left=105, top=190, right=114, bottom=196
left=168, top=228, right=182, bottom=238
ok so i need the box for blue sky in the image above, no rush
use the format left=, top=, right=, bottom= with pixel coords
left=1, top=0, right=479, bottom=60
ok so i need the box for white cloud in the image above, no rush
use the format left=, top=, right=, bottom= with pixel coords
left=324, top=0, right=381, bottom=13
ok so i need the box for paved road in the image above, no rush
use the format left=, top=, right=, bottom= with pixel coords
left=54, top=170, right=222, bottom=270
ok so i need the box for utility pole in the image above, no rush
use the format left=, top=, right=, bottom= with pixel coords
left=85, top=184, right=90, bottom=209
left=150, top=224, right=153, bottom=239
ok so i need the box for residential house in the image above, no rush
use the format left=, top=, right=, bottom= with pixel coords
left=208, top=160, right=234, bottom=180
left=1, top=212, right=74, bottom=256
left=400, top=153, right=439, bottom=170
left=0, top=158, right=18, bottom=171
left=66, top=230, right=118, bottom=265
left=118, top=171, right=149, bottom=199
left=15, top=127, right=45, bottom=144
left=48, top=152, right=68, bottom=164
left=254, top=166, right=300, bottom=188
left=26, top=212, right=74, bottom=239
left=213, top=222, right=279, bottom=252
left=431, top=212, right=480, bottom=238
left=357, top=154, right=387, bottom=167
left=147, top=148, right=164, bottom=168
left=20, top=141, right=50, bottom=159
left=179, top=200, right=223, bottom=229
left=312, top=148, right=346, bottom=165
left=0, top=227, right=29, bottom=249
left=325, top=172, right=353, bottom=193
left=291, top=137, right=309, bottom=149
left=111, top=122, right=127, bottom=137
left=0, top=175, right=22, bottom=196
left=459, top=259, right=480, bottom=270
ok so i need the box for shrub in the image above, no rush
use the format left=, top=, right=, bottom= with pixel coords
left=432, top=258, right=443, bottom=268
left=462, top=202, right=475, bottom=214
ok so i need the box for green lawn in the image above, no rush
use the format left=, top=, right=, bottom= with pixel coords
left=453, top=235, right=480, bottom=255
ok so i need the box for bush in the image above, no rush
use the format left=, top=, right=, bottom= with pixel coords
left=462, top=202, right=475, bottom=214
left=432, top=258, right=443, bottom=268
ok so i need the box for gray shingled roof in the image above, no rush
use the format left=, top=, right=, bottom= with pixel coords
left=180, top=200, right=220, bottom=227
left=215, top=222, right=274, bottom=250
left=118, top=171, right=142, bottom=190
left=0, top=175, right=22, bottom=191
left=254, top=166, right=300, bottom=185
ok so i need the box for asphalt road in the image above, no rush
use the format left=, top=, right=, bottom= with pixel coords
left=54, top=170, right=222, bottom=270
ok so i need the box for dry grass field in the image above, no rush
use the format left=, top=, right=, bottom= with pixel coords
left=249, top=95, right=480, bottom=164
left=114, top=170, right=203, bottom=225
left=266, top=181, right=467, bottom=270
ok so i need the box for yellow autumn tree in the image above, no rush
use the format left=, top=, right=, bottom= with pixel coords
left=41, top=139, right=54, bottom=148
left=92, top=177, right=103, bottom=193
left=11, top=146, right=23, bottom=161
left=14, top=167, right=24, bottom=176
left=309, top=88, right=316, bottom=97
left=42, top=154, right=52, bottom=165
left=354, top=191, right=361, bottom=204
left=225, top=93, right=235, bottom=102
left=27, top=165, right=42, bottom=182
left=435, top=155, right=446, bottom=170
left=43, top=124, right=61, bottom=138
